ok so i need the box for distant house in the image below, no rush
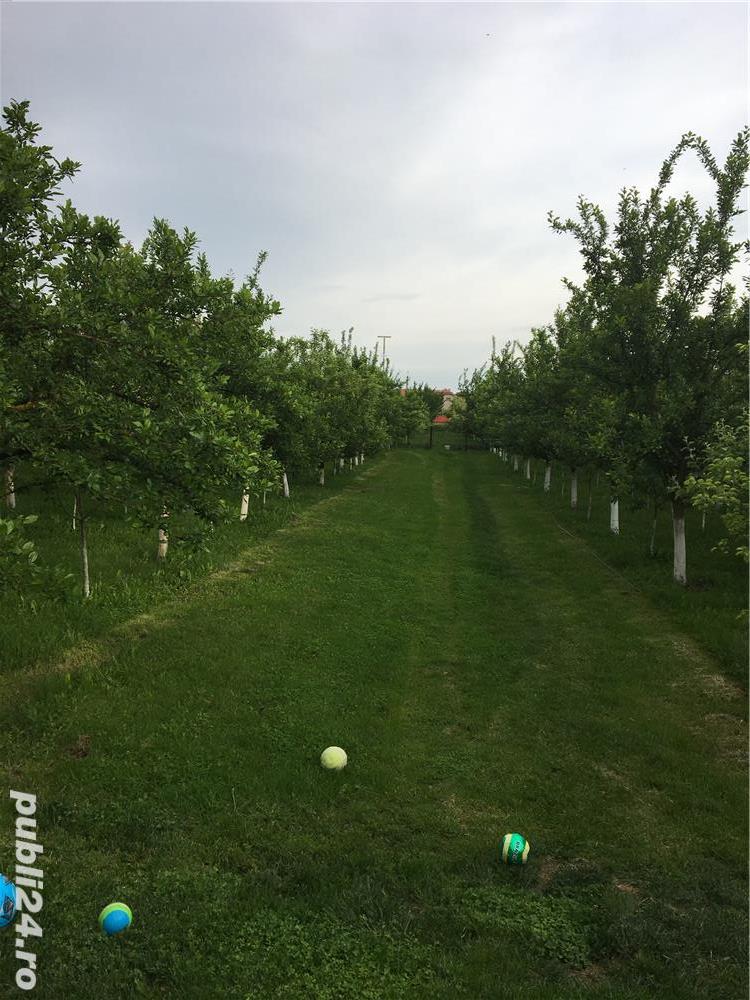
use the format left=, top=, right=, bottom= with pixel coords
left=432, top=414, right=450, bottom=425
left=438, top=388, right=456, bottom=414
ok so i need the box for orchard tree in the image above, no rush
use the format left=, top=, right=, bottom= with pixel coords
left=684, top=413, right=749, bottom=562
left=198, top=254, right=282, bottom=518
left=16, top=212, right=268, bottom=596
left=550, top=128, right=750, bottom=583
left=1, top=100, right=80, bottom=512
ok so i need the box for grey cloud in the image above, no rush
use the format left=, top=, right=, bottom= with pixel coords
left=2, top=2, right=746, bottom=387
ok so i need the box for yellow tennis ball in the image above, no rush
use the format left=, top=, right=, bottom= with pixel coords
left=320, top=746, right=347, bottom=770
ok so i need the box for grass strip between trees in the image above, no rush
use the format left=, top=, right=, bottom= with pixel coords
left=0, top=449, right=746, bottom=999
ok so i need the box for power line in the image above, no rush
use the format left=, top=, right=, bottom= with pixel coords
left=376, top=335, right=392, bottom=366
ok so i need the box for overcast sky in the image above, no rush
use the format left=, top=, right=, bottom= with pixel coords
left=2, top=2, right=747, bottom=388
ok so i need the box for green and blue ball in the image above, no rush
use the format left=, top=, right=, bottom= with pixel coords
left=99, top=902, right=132, bottom=936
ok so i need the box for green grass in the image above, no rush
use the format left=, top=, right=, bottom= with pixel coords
left=0, top=465, right=355, bottom=676
left=0, top=449, right=746, bottom=998
left=502, top=455, right=748, bottom=685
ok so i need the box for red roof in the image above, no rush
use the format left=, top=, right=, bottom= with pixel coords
left=433, top=414, right=450, bottom=424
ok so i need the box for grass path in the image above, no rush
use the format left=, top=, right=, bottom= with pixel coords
left=1, top=449, right=746, bottom=998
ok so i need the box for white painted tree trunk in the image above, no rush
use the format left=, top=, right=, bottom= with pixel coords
left=349, top=458, right=353, bottom=470
left=319, top=466, right=325, bottom=486
left=4, top=466, right=15, bottom=509
left=354, top=455, right=359, bottom=467
left=282, top=471, right=290, bottom=498
left=76, top=490, right=90, bottom=599
left=672, top=500, right=687, bottom=585
left=360, top=452, right=365, bottom=464
left=339, top=457, right=345, bottom=471
left=157, top=507, right=169, bottom=560
left=72, top=494, right=78, bottom=532
left=524, top=458, right=531, bottom=480
left=701, top=510, right=706, bottom=532
left=263, top=490, right=267, bottom=506
left=610, top=499, right=620, bottom=535
left=543, top=462, right=551, bottom=492
left=240, top=491, right=249, bottom=521
left=570, top=469, right=578, bottom=509
left=513, top=456, right=519, bottom=472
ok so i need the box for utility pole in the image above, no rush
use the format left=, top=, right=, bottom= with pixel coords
left=376, top=335, right=392, bottom=367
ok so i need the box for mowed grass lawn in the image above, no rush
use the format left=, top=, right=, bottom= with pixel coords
left=0, top=449, right=746, bottom=998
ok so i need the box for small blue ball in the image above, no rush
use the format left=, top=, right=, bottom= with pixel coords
left=0, top=875, right=16, bottom=929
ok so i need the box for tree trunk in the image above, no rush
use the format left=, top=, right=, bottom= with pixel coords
left=513, top=456, right=519, bottom=472
left=339, top=457, right=345, bottom=471
left=319, top=465, right=325, bottom=486
left=157, top=507, right=169, bottom=560
left=360, top=452, right=365, bottom=464
left=586, top=474, right=593, bottom=521
left=76, top=490, right=90, bottom=599
left=282, top=471, right=290, bottom=498
left=4, top=466, right=15, bottom=509
left=570, top=469, right=578, bottom=509
left=240, top=490, right=249, bottom=521
left=354, top=455, right=359, bottom=467
left=263, top=490, right=267, bottom=506
left=701, top=510, right=706, bottom=532
left=524, top=458, right=531, bottom=480
left=72, top=494, right=78, bottom=532
left=610, top=498, right=620, bottom=535
left=672, top=500, right=687, bottom=585
left=543, top=461, right=551, bottom=493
